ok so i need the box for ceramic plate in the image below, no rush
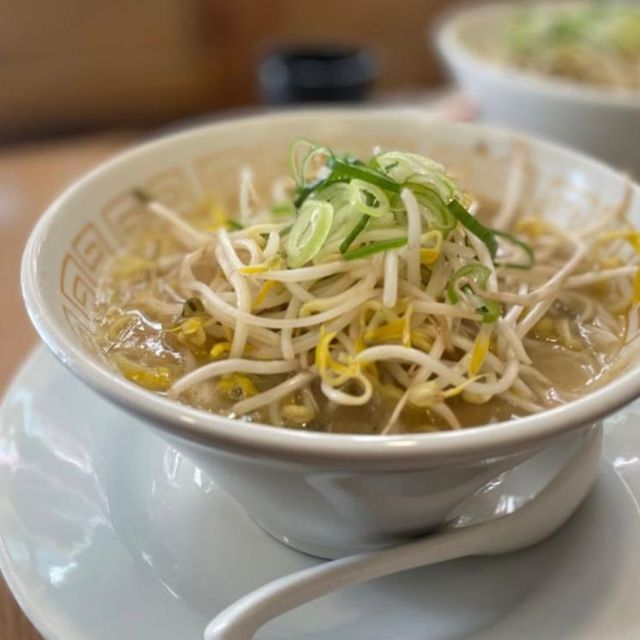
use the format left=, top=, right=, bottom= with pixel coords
left=1, top=348, right=640, bottom=639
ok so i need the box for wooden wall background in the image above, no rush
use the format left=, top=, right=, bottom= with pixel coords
left=0, top=0, right=463, bottom=141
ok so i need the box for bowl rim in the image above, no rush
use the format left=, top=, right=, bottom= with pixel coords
left=436, top=0, right=640, bottom=108
left=20, top=108, right=640, bottom=468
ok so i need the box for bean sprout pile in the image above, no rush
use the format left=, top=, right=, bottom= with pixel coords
left=95, top=140, right=640, bottom=434
left=500, top=3, right=640, bottom=90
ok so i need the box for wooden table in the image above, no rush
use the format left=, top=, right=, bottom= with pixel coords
left=0, top=131, right=137, bottom=639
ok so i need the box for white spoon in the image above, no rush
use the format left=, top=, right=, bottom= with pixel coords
left=205, top=428, right=601, bottom=640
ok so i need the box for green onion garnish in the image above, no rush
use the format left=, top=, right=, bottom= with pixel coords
left=407, top=183, right=457, bottom=233
left=448, top=200, right=499, bottom=259
left=343, top=237, right=407, bottom=261
left=285, top=199, right=334, bottom=267
left=280, top=144, right=533, bottom=280
left=289, top=139, right=314, bottom=186
left=294, top=177, right=336, bottom=208
left=474, top=296, right=501, bottom=324
left=349, top=179, right=390, bottom=218
left=290, top=139, right=339, bottom=207
left=447, top=263, right=500, bottom=323
left=494, top=230, right=535, bottom=269
left=329, top=158, right=401, bottom=194
left=293, top=151, right=404, bottom=209
left=289, top=140, right=334, bottom=188
left=270, top=201, right=296, bottom=217
left=339, top=215, right=370, bottom=255
left=226, top=220, right=244, bottom=231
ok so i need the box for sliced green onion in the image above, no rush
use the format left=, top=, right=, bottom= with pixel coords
left=407, top=183, right=456, bottom=233
left=226, top=219, right=244, bottom=231
left=343, top=237, right=407, bottom=261
left=329, top=158, right=401, bottom=193
left=339, top=215, right=370, bottom=254
left=447, top=263, right=500, bottom=323
left=374, top=151, right=460, bottom=202
left=316, top=182, right=353, bottom=208
left=301, top=146, right=332, bottom=182
left=289, top=140, right=335, bottom=209
left=473, top=295, right=501, bottom=324
left=294, top=178, right=330, bottom=209
left=367, top=209, right=399, bottom=230
left=349, top=179, right=390, bottom=218
left=270, top=201, right=296, bottom=218
left=285, top=199, right=334, bottom=267
left=294, top=156, right=400, bottom=208
left=319, top=182, right=362, bottom=245
left=372, top=158, right=398, bottom=172
left=447, top=264, right=492, bottom=304
left=386, top=190, right=406, bottom=213
left=294, top=173, right=348, bottom=209
left=494, top=230, right=535, bottom=269
left=289, top=140, right=333, bottom=187
left=289, top=139, right=315, bottom=186
left=324, top=205, right=361, bottom=244
left=448, top=200, right=499, bottom=259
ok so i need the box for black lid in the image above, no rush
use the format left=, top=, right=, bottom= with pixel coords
left=259, top=45, right=377, bottom=105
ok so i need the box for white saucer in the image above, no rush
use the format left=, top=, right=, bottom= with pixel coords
left=2, top=348, right=640, bottom=640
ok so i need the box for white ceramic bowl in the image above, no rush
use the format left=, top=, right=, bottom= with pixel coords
left=436, top=1, right=640, bottom=174
left=21, top=110, right=640, bottom=558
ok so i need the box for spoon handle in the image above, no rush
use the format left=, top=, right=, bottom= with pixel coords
left=204, top=427, right=600, bottom=640
left=204, top=524, right=488, bottom=640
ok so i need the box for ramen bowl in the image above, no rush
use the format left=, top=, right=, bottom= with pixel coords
left=436, top=1, right=640, bottom=174
left=21, top=110, right=640, bottom=558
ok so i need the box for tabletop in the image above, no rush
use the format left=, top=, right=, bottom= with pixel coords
left=0, top=131, right=137, bottom=639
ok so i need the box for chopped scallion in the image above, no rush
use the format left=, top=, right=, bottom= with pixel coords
left=285, top=199, right=334, bottom=267
left=494, top=230, right=535, bottom=269
left=329, top=158, right=401, bottom=193
left=270, top=202, right=296, bottom=217
left=448, top=200, right=499, bottom=259
left=339, top=215, right=371, bottom=254
left=447, top=263, right=500, bottom=323
left=407, top=183, right=457, bottom=233
left=343, top=237, right=407, bottom=261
